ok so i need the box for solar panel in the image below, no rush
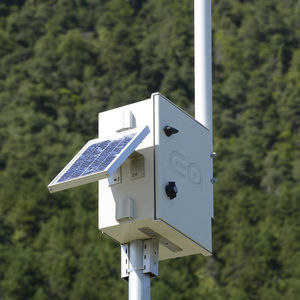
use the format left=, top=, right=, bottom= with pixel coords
left=48, top=126, right=150, bottom=193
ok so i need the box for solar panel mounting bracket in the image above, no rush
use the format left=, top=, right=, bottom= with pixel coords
left=108, top=167, right=122, bottom=186
left=129, top=151, right=145, bottom=180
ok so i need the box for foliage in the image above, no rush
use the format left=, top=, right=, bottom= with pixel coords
left=0, top=0, right=299, bottom=299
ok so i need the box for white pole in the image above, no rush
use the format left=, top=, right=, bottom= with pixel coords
left=128, top=240, right=151, bottom=300
left=194, top=0, right=212, bottom=145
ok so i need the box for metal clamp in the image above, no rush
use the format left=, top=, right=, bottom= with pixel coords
left=121, top=239, right=159, bottom=280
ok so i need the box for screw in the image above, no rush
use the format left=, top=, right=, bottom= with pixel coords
left=210, top=152, right=217, bottom=158
left=211, top=177, right=217, bottom=184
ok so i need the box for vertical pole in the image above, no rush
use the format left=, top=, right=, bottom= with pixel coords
left=128, top=240, right=151, bottom=300
left=194, top=0, right=214, bottom=218
left=194, top=0, right=212, bottom=145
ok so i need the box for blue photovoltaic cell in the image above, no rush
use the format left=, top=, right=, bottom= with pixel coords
left=57, top=133, right=135, bottom=183
left=82, top=135, right=134, bottom=176
left=57, top=140, right=110, bottom=183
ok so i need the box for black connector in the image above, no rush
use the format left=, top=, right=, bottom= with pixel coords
left=165, top=182, right=178, bottom=200
left=164, top=126, right=179, bottom=137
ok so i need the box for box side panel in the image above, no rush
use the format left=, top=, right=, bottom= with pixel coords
left=154, top=93, right=213, bottom=252
left=98, top=99, right=155, bottom=229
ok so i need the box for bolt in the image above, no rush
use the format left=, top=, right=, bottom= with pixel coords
left=211, top=177, right=217, bottom=184
left=210, top=152, right=217, bottom=158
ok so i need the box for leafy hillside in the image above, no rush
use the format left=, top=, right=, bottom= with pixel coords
left=0, top=0, right=299, bottom=299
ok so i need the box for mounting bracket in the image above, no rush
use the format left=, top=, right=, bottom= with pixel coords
left=121, top=239, right=159, bottom=280
left=129, top=151, right=145, bottom=180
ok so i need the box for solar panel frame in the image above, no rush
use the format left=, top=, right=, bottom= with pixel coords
left=48, top=126, right=150, bottom=193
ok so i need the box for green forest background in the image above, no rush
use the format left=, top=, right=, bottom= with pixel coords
left=0, top=0, right=299, bottom=299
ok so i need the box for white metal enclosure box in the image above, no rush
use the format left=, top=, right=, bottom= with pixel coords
left=98, top=93, right=213, bottom=260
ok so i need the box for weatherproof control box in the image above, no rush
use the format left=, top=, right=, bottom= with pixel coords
left=98, top=93, right=213, bottom=260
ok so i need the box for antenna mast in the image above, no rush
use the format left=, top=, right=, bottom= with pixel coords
left=194, top=0, right=212, bottom=148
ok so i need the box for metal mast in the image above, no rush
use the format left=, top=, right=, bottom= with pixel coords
left=194, top=0, right=212, bottom=145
